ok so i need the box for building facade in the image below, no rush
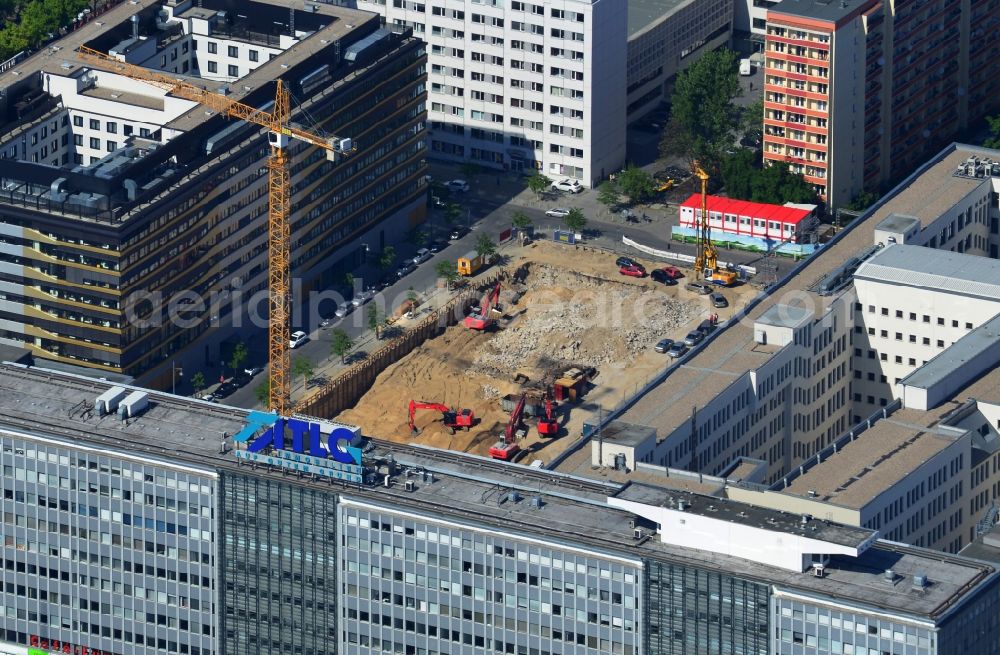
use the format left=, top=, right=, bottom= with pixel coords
left=356, top=0, right=626, bottom=185
left=0, top=0, right=428, bottom=380
left=762, top=0, right=1000, bottom=209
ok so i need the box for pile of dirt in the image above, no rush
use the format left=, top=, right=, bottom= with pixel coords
left=470, top=264, right=701, bottom=379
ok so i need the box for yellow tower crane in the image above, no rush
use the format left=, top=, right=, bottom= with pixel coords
left=691, top=162, right=737, bottom=287
left=77, top=46, right=354, bottom=416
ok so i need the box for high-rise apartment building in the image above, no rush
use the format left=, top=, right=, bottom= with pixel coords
left=356, top=0, right=626, bottom=185
left=762, top=0, right=1000, bottom=208
left=2, top=364, right=1000, bottom=655
left=0, top=0, right=428, bottom=380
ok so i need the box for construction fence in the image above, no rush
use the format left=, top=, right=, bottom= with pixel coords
left=295, top=271, right=506, bottom=420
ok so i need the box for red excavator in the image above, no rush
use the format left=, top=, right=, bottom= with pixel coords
left=465, top=281, right=502, bottom=330
left=408, top=400, right=475, bottom=435
left=537, top=393, right=559, bottom=437
left=490, top=392, right=526, bottom=461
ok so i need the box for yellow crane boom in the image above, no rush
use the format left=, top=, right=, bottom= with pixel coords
left=77, top=46, right=354, bottom=416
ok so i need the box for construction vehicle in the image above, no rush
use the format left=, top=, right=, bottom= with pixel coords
left=76, top=46, right=355, bottom=417
left=408, top=400, right=475, bottom=435
left=457, top=251, right=484, bottom=276
left=490, top=392, right=526, bottom=461
left=537, top=394, right=559, bottom=437
left=692, top=163, right=738, bottom=287
left=465, top=282, right=502, bottom=330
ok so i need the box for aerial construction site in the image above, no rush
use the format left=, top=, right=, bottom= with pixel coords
left=335, top=240, right=755, bottom=463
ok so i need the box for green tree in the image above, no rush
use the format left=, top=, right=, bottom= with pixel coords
left=228, top=341, right=248, bottom=375
left=751, top=163, right=819, bottom=205
left=343, top=272, right=355, bottom=288
left=845, top=190, right=881, bottom=212
left=367, top=304, right=385, bottom=339
left=563, top=208, right=587, bottom=233
left=444, top=202, right=463, bottom=226
left=984, top=114, right=1000, bottom=149
left=526, top=172, right=552, bottom=197
left=668, top=48, right=742, bottom=166
left=475, top=233, right=497, bottom=261
left=511, top=210, right=532, bottom=231
left=292, top=356, right=314, bottom=388
left=741, top=98, right=764, bottom=137
left=596, top=180, right=621, bottom=213
left=720, top=149, right=758, bottom=201
left=659, top=115, right=696, bottom=161
left=378, top=245, right=396, bottom=272
left=190, top=371, right=206, bottom=395
left=330, top=329, right=353, bottom=364
left=409, top=229, right=429, bottom=247
left=617, top=166, right=655, bottom=204
left=435, top=259, right=460, bottom=289
left=254, top=380, right=271, bottom=408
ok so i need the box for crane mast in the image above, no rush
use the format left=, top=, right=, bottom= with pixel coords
left=693, top=162, right=714, bottom=280
left=76, top=46, right=353, bottom=416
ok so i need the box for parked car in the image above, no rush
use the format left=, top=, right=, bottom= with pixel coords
left=683, top=331, right=705, bottom=347
left=214, top=381, right=238, bottom=399
left=654, top=338, right=675, bottom=354
left=619, top=264, right=646, bottom=278
left=551, top=178, right=583, bottom=193
left=412, top=248, right=432, bottom=264
left=396, top=262, right=417, bottom=278
left=616, top=256, right=637, bottom=268
left=650, top=269, right=678, bottom=285
left=445, top=179, right=470, bottom=193
left=243, top=365, right=263, bottom=377
left=686, top=281, right=712, bottom=295
left=200, top=393, right=217, bottom=403
left=429, top=241, right=445, bottom=254
left=334, top=303, right=353, bottom=319
left=545, top=207, right=571, bottom=218
left=351, top=289, right=375, bottom=307
left=289, top=330, right=309, bottom=349
left=449, top=227, right=467, bottom=240
left=711, top=292, right=729, bottom=308
left=666, top=343, right=688, bottom=358
left=662, top=265, right=683, bottom=278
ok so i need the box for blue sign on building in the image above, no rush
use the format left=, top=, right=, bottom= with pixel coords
left=233, top=411, right=363, bottom=482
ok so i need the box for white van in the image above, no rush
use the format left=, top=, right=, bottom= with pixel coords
left=739, top=59, right=752, bottom=76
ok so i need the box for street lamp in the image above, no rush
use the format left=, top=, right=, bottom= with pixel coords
left=171, top=361, right=183, bottom=395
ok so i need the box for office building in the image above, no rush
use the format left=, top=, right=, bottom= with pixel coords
left=625, top=0, right=734, bottom=118
left=555, top=143, right=1000, bottom=554
left=1, top=363, right=999, bottom=655
left=0, top=0, right=428, bottom=380
left=761, top=0, right=1000, bottom=208
left=734, top=0, right=779, bottom=45
left=356, top=0, right=626, bottom=185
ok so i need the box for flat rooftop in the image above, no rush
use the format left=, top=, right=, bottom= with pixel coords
left=0, top=363, right=994, bottom=620
left=855, top=244, right=1000, bottom=302
left=627, top=0, right=690, bottom=37
left=782, top=415, right=960, bottom=508
left=556, top=445, right=728, bottom=495
left=768, top=0, right=876, bottom=25
left=606, top=144, right=1000, bottom=452
left=901, top=312, right=1000, bottom=393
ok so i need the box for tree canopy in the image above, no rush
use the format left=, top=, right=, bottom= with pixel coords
left=661, top=48, right=742, bottom=167
left=719, top=150, right=820, bottom=206
left=563, top=208, right=587, bottom=233
left=984, top=114, right=1000, bottom=149
left=616, top=166, right=655, bottom=204
left=0, top=0, right=90, bottom=61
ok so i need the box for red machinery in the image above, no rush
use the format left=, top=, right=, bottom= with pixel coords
left=465, top=282, right=502, bottom=330
left=408, top=400, right=475, bottom=435
left=537, top=394, right=559, bottom=437
left=490, top=392, right=526, bottom=461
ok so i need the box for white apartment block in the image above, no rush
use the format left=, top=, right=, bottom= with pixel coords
left=851, top=245, right=1000, bottom=415
left=357, top=0, right=627, bottom=185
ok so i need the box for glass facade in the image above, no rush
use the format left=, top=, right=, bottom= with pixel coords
left=219, top=474, right=339, bottom=655
left=645, top=560, right=770, bottom=655
left=338, top=499, right=643, bottom=655
left=0, top=433, right=218, bottom=655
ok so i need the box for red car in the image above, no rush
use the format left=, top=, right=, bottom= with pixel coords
left=619, top=264, right=646, bottom=278
left=662, top=265, right=683, bottom=279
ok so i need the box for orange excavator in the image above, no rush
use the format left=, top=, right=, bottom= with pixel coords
left=408, top=400, right=475, bottom=435
left=537, top=394, right=559, bottom=437
left=490, top=392, right=526, bottom=461
left=465, top=282, right=502, bottom=330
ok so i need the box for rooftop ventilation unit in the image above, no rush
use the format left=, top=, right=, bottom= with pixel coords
left=912, top=574, right=928, bottom=590
left=404, top=480, right=415, bottom=492
left=677, top=499, right=687, bottom=511
left=812, top=563, right=825, bottom=578
left=529, top=496, right=543, bottom=509
left=884, top=569, right=896, bottom=583
left=118, top=391, right=149, bottom=419
left=96, top=386, right=128, bottom=416
left=507, top=491, right=521, bottom=503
